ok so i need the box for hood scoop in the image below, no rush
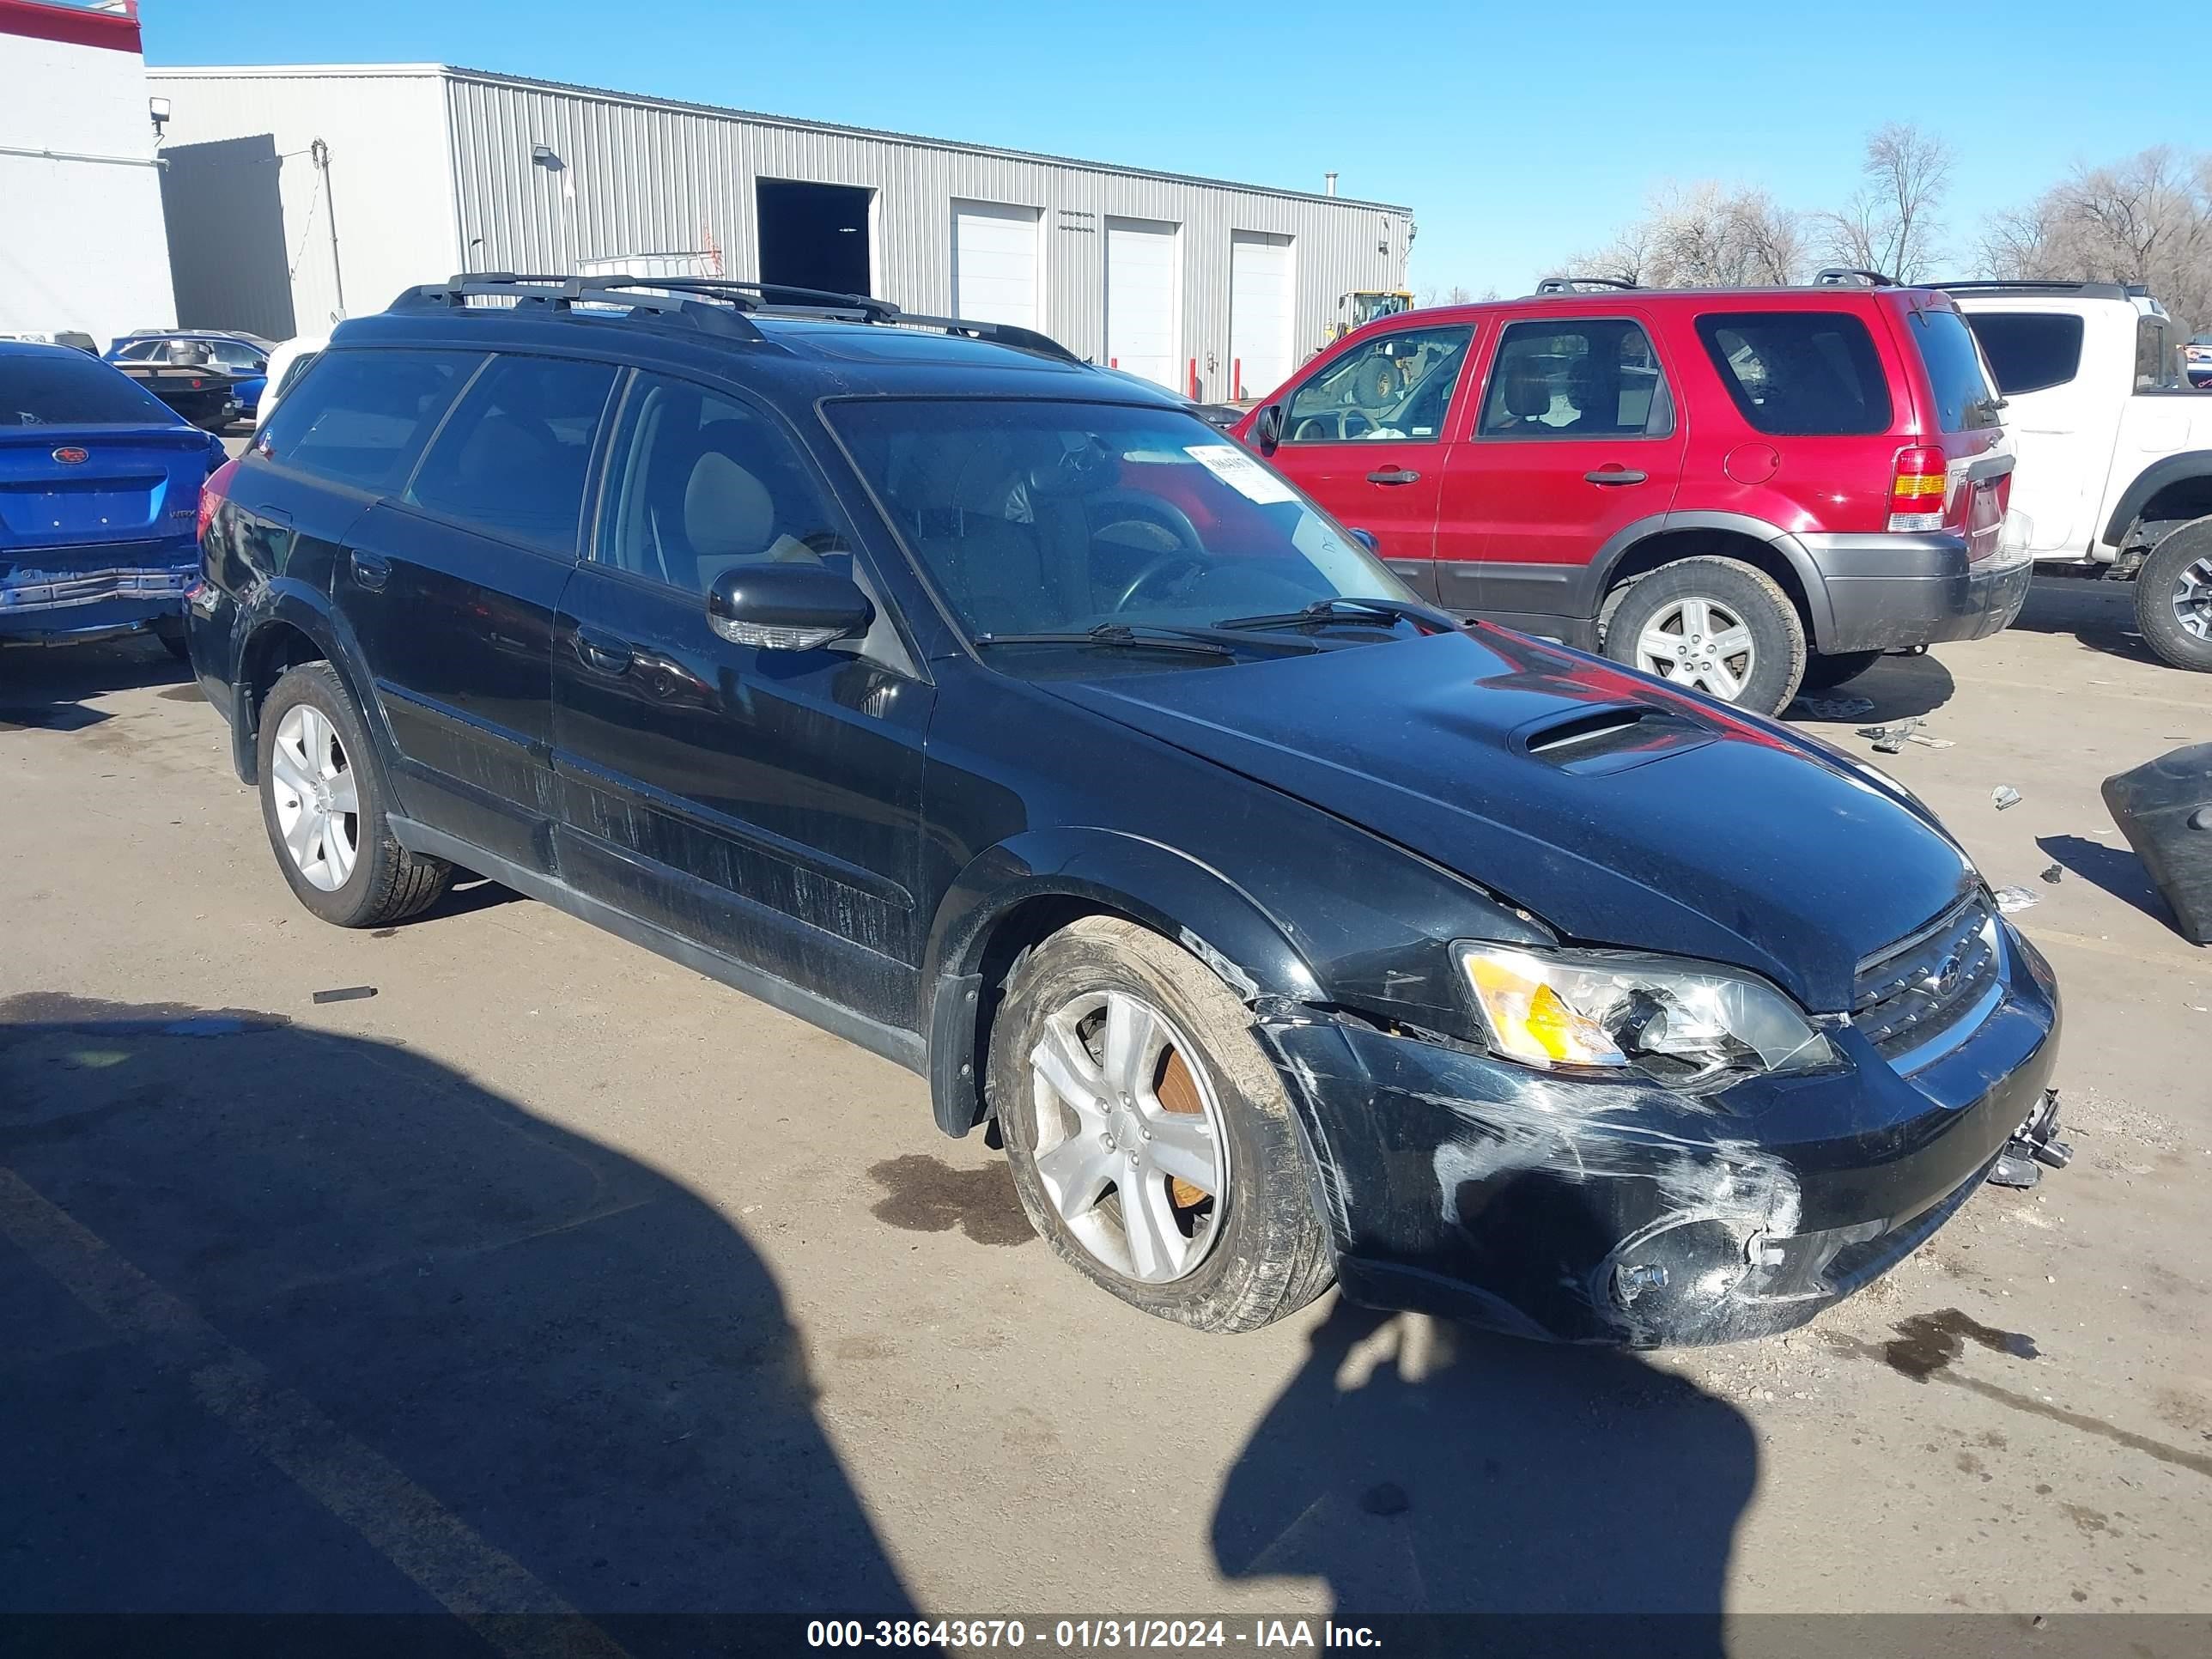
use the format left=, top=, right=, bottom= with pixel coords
left=1513, top=702, right=1717, bottom=775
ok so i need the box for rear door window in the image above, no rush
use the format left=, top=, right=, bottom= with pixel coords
left=1963, top=312, right=2084, bottom=396
left=1477, top=319, right=1673, bottom=439
left=407, top=354, right=620, bottom=557
left=259, top=349, right=479, bottom=490
left=1695, top=312, right=1892, bottom=434
left=1282, top=325, right=1474, bottom=443
left=1905, top=307, right=2001, bottom=431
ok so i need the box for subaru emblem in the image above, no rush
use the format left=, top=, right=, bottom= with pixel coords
left=52, top=446, right=88, bottom=465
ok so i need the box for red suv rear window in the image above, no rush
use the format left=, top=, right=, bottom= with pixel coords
left=1905, top=307, right=2002, bottom=432
left=1694, top=312, right=1892, bottom=436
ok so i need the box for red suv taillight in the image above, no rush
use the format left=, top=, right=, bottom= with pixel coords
left=198, top=454, right=240, bottom=543
left=1887, top=446, right=1951, bottom=533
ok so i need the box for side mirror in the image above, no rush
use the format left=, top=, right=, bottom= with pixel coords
left=1253, top=404, right=1283, bottom=453
left=707, top=562, right=873, bottom=651
left=1347, top=527, right=1380, bottom=553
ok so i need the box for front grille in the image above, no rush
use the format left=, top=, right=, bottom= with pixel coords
left=1851, top=890, right=2002, bottom=1068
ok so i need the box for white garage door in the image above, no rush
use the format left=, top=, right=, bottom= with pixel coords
left=1229, top=232, right=1293, bottom=400
left=951, top=201, right=1041, bottom=331
left=1105, top=216, right=1180, bottom=391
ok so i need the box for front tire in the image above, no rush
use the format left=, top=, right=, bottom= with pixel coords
left=257, top=662, right=453, bottom=927
left=1602, top=556, right=1807, bottom=714
left=990, top=916, right=1335, bottom=1334
left=2134, top=520, right=2212, bottom=672
left=153, top=617, right=192, bottom=663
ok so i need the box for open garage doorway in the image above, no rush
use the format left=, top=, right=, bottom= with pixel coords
left=756, top=179, right=874, bottom=298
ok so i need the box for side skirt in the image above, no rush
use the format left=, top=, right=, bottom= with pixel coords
left=386, top=814, right=928, bottom=1078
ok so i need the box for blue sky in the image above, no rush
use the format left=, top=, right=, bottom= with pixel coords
left=142, top=0, right=2209, bottom=296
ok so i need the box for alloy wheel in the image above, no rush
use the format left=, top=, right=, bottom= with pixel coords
left=269, top=703, right=360, bottom=891
left=1632, top=595, right=1758, bottom=700
left=1026, top=989, right=1230, bottom=1284
left=2172, top=555, right=2212, bottom=642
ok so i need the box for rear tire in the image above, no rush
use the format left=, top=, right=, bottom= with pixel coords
left=1799, top=648, right=1884, bottom=691
left=257, top=662, right=453, bottom=928
left=990, top=916, right=1335, bottom=1334
left=1601, top=556, right=1807, bottom=714
left=2133, top=520, right=2212, bottom=673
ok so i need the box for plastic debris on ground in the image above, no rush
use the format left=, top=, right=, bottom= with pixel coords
left=1992, top=885, right=2039, bottom=913
left=311, top=985, right=378, bottom=1006
left=1794, top=695, right=1877, bottom=721
left=1991, top=785, right=2023, bottom=811
left=1856, top=720, right=1954, bottom=752
left=1860, top=718, right=1919, bottom=754
left=2040, top=863, right=2064, bottom=884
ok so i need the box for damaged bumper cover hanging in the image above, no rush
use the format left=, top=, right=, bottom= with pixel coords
left=1251, top=922, right=2061, bottom=1347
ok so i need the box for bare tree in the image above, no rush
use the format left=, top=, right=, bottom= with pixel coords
left=1819, top=123, right=1953, bottom=281
left=1413, top=283, right=1475, bottom=309
left=1977, top=147, right=2212, bottom=333
left=1569, top=183, right=1805, bottom=288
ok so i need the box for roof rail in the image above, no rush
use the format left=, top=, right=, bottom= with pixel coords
left=392, top=273, right=769, bottom=342
left=1811, top=266, right=1895, bottom=288
left=386, top=271, right=1084, bottom=362
left=1533, top=275, right=1639, bottom=295
left=1931, top=278, right=2132, bottom=301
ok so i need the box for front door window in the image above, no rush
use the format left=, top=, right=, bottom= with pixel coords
left=1281, top=325, right=1474, bottom=445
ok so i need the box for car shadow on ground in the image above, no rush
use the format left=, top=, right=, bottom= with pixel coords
left=2004, top=575, right=2166, bottom=667
left=2037, top=831, right=2176, bottom=928
left=0, top=635, right=189, bottom=733
left=1787, top=649, right=1957, bottom=726
left=1212, top=1299, right=1753, bottom=1644
left=0, top=993, right=918, bottom=1645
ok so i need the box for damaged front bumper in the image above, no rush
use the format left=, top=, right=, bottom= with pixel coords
left=1257, top=923, right=2060, bottom=1347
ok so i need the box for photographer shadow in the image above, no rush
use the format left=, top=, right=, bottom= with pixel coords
left=1213, top=1296, right=1756, bottom=1651
left=0, top=992, right=915, bottom=1650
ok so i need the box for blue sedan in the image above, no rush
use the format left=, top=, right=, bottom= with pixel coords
left=1, top=342, right=230, bottom=653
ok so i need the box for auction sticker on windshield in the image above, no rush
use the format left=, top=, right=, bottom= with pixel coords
left=1185, top=443, right=1297, bottom=505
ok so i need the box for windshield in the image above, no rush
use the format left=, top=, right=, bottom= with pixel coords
left=2, top=352, right=178, bottom=427
left=829, top=398, right=1413, bottom=651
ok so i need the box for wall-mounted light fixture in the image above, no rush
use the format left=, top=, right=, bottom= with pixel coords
left=149, top=95, right=170, bottom=139
left=531, top=143, right=564, bottom=171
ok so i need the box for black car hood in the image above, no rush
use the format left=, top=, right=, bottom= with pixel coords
left=1042, top=627, right=1977, bottom=1012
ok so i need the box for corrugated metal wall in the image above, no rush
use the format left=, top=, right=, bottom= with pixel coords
left=441, top=71, right=1413, bottom=403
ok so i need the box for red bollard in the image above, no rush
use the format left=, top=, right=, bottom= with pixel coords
left=1233, top=358, right=1243, bottom=400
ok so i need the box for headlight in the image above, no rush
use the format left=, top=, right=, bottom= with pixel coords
left=1455, top=942, right=1838, bottom=1091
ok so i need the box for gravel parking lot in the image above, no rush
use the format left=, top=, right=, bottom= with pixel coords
left=3, top=578, right=2209, bottom=1632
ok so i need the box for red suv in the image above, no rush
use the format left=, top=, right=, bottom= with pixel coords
left=1233, top=274, right=2026, bottom=713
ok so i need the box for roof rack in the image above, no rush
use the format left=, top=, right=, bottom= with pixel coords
left=387, top=272, right=1083, bottom=362
left=393, top=274, right=769, bottom=341
left=1533, top=276, right=1640, bottom=295
left=1811, top=267, right=1896, bottom=288
left=1931, top=278, right=2134, bottom=301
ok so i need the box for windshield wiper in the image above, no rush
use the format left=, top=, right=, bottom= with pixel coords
left=1210, top=597, right=1457, bottom=634
left=973, top=623, right=1234, bottom=659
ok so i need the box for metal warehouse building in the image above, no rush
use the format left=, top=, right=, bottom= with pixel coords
left=146, top=64, right=1413, bottom=402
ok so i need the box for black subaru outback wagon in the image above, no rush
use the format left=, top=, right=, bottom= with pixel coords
left=187, top=275, right=2061, bottom=1345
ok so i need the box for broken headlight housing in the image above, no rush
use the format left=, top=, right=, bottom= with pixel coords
left=1454, top=942, right=1838, bottom=1092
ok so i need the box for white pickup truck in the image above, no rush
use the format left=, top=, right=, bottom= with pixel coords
left=1950, top=282, right=2212, bottom=672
